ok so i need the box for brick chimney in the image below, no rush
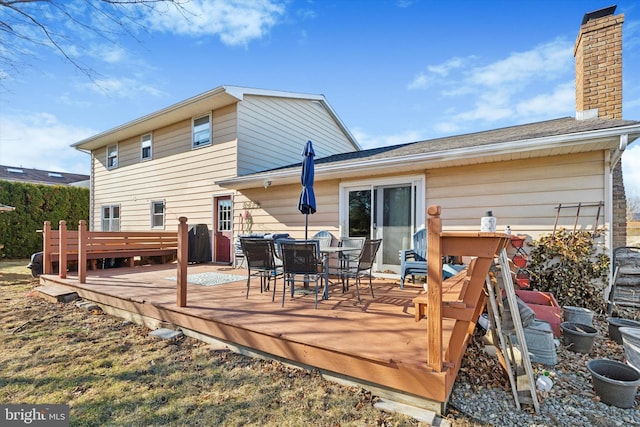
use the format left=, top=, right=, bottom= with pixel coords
left=574, top=5, right=624, bottom=120
left=574, top=5, right=628, bottom=247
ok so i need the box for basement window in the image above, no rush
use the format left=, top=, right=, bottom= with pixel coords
left=151, top=201, right=165, bottom=229
left=101, top=205, right=120, bottom=231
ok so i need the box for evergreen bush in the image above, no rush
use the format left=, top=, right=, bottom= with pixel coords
left=0, top=181, right=89, bottom=259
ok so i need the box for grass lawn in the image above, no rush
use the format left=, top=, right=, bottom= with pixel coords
left=0, top=259, right=428, bottom=426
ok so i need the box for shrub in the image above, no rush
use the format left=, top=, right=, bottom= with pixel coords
left=0, top=181, right=89, bottom=259
left=527, top=228, right=610, bottom=313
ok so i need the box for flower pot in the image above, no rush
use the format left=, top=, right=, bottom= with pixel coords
left=560, top=322, right=597, bottom=354
left=587, top=359, right=640, bottom=409
left=563, top=305, right=594, bottom=326
left=620, top=326, right=640, bottom=372
left=607, top=317, right=640, bottom=345
left=515, top=290, right=562, bottom=337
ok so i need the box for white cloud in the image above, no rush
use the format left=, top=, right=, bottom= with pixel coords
left=408, top=40, right=575, bottom=131
left=90, top=44, right=128, bottom=64
left=0, top=113, right=94, bottom=175
left=515, top=81, right=575, bottom=117
left=144, top=0, right=286, bottom=47
left=352, top=127, right=423, bottom=149
left=623, top=144, right=640, bottom=200
left=408, top=56, right=472, bottom=89
left=80, top=77, right=166, bottom=98
left=469, top=40, right=572, bottom=87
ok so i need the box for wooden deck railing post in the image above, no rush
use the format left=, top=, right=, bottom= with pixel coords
left=59, top=220, right=67, bottom=279
left=427, top=205, right=444, bottom=372
left=177, top=217, right=188, bottom=307
left=43, top=221, right=52, bottom=275
left=78, top=220, right=88, bottom=284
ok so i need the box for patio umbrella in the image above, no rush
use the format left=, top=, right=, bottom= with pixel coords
left=297, top=140, right=316, bottom=240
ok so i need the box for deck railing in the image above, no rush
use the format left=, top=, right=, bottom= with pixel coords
left=42, top=217, right=190, bottom=307
left=423, top=205, right=509, bottom=372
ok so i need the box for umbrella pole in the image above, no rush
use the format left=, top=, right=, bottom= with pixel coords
left=305, top=214, right=308, bottom=240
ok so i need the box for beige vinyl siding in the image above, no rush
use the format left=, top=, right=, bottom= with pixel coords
left=90, top=108, right=239, bottom=231
left=236, top=96, right=353, bottom=176
left=232, top=179, right=340, bottom=238
left=426, top=151, right=607, bottom=238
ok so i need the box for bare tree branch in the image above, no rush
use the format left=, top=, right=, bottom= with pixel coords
left=0, top=0, right=187, bottom=83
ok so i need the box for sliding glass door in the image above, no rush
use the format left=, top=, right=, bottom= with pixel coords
left=341, top=176, right=424, bottom=274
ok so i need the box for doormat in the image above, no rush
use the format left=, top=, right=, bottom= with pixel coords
left=165, top=272, right=247, bottom=286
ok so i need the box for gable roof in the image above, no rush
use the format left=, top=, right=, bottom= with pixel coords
left=72, top=85, right=360, bottom=152
left=0, top=165, right=90, bottom=186
left=216, top=116, right=640, bottom=189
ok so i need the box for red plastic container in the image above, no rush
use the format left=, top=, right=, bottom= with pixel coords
left=515, top=290, right=562, bottom=337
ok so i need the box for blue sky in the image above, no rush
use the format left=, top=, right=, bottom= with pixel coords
left=1, top=0, right=639, bottom=198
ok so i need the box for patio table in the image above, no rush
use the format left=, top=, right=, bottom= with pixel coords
left=320, top=246, right=359, bottom=300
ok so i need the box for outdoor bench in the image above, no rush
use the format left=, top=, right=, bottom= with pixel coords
left=42, top=220, right=178, bottom=278
left=413, top=258, right=477, bottom=323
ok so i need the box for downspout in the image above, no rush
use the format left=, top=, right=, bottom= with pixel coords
left=610, top=134, right=628, bottom=171
left=605, top=134, right=628, bottom=302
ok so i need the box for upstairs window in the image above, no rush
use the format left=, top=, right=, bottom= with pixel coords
left=192, top=114, right=211, bottom=148
left=141, top=133, right=152, bottom=160
left=107, top=144, right=118, bottom=169
left=151, top=201, right=165, bottom=228
left=101, top=205, right=120, bottom=231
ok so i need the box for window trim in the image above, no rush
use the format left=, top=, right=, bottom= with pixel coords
left=151, top=200, right=165, bottom=229
left=107, top=143, right=118, bottom=169
left=141, top=133, right=153, bottom=161
left=101, top=204, right=121, bottom=231
left=192, top=113, right=212, bottom=149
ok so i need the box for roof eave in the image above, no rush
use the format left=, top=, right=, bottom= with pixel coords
left=216, top=124, right=640, bottom=190
left=72, top=85, right=361, bottom=152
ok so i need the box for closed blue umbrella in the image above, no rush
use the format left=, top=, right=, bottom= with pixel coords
left=298, top=140, right=316, bottom=240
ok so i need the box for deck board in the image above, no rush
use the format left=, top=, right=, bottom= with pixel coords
left=39, top=263, right=470, bottom=413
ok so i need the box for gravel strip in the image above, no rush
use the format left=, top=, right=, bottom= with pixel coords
left=444, top=312, right=640, bottom=426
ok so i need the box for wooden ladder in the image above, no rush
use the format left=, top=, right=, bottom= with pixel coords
left=485, top=249, right=540, bottom=412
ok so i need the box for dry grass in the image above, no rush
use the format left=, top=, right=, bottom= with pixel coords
left=628, top=221, right=640, bottom=246
left=0, top=260, right=431, bottom=426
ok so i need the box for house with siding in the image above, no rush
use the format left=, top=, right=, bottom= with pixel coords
left=73, top=7, right=640, bottom=275
left=72, top=86, right=359, bottom=264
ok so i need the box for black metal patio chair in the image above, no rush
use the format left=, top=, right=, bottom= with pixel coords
left=340, top=238, right=382, bottom=303
left=279, top=240, right=324, bottom=308
left=240, top=238, right=282, bottom=301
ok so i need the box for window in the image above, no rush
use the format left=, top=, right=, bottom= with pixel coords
left=141, top=133, right=152, bottom=160
left=107, top=144, right=118, bottom=169
left=217, top=199, right=232, bottom=232
left=151, top=201, right=165, bottom=228
left=192, top=114, right=211, bottom=148
left=101, top=205, right=120, bottom=231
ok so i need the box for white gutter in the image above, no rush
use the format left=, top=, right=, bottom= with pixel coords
left=217, top=124, right=640, bottom=189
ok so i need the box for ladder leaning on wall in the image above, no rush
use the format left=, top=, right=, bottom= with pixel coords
left=484, top=249, right=540, bottom=413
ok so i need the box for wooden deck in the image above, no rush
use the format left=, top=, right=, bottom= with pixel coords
left=37, top=207, right=509, bottom=415
left=39, top=263, right=459, bottom=413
